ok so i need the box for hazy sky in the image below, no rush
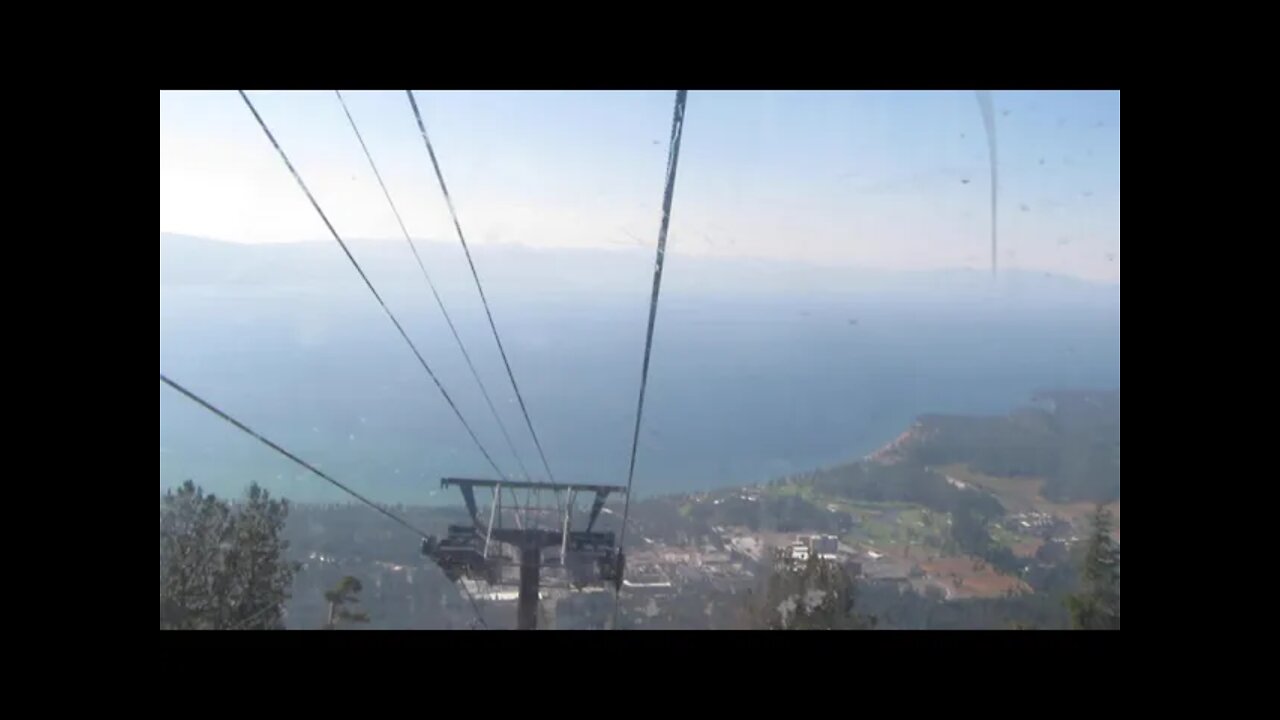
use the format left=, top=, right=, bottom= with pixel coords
left=160, top=90, right=1120, bottom=282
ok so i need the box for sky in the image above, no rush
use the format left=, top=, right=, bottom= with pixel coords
left=160, top=90, right=1120, bottom=283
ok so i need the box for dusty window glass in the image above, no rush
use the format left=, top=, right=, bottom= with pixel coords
left=161, top=90, right=1119, bottom=630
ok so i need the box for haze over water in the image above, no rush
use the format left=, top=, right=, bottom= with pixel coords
left=160, top=237, right=1119, bottom=506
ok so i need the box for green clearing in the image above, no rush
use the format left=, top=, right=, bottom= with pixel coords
left=989, top=524, right=1024, bottom=549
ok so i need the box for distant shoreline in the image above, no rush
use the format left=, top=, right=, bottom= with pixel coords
left=173, top=387, right=1119, bottom=509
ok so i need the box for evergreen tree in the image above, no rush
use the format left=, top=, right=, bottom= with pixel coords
left=751, top=549, right=875, bottom=630
left=1066, top=505, right=1120, bottom=630
left=324, top=576, right=371, bottom=629
left=160, top=481, right=298, bottom=630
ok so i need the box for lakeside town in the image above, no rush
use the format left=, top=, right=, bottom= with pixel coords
left=269, top=389, right=1119, bottom=629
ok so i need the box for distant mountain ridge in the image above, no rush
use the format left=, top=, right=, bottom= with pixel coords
left=161, top=232, right=1120, bottom=304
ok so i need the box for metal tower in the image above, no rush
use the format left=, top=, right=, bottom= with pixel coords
left=421, top=478, right=626, bottom=629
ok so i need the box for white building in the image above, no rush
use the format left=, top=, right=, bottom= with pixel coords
left=789, top=543, right=810, bottom=563
left=808, top=535, right=839, bottom=561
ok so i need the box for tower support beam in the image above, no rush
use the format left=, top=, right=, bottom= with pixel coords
left=518, top=545, right=541, bottom=630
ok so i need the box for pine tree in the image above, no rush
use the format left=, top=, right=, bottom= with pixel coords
left=1066, top=504, right=1120, bottom=630
left=160, top=481, right=299, bottom=630
left=751, top=550, right=876, bottom=630
left=324, top=576, right=371, bottom=630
